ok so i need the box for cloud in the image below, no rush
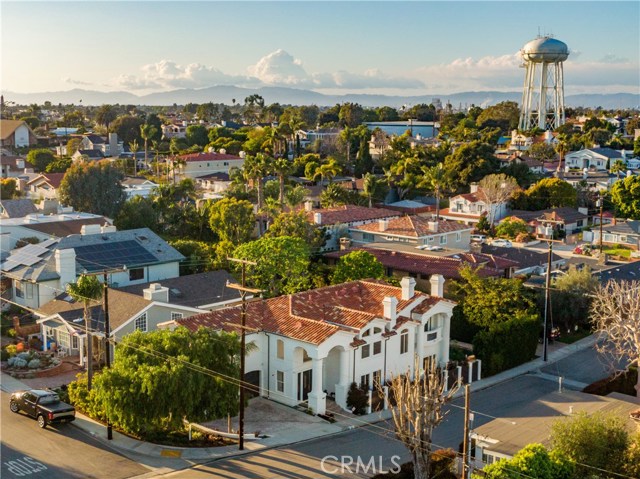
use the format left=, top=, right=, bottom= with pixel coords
left=248, top=49, right=310, bottom=86
left=63, top=77, right=93, bottom=86
left=599, top=53, right=628, bottom=64
left=115, top=60, right=252, bottom=90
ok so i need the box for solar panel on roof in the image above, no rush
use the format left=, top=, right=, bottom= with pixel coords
left=74, top=240, right=158, bottom=272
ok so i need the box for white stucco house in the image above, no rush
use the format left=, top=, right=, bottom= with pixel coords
left=175, top=151, right=245, bottom=180
left=0, top=120, right=36, bottom=148
left=1, top=227, right=184, bottom=310
left=122, top=177, right=158, bottom=198
left=439, top=184, right=508, bottom=225
left=169, top=276, right=455, bottom=416
left=564, top=148, right=625, bottom=171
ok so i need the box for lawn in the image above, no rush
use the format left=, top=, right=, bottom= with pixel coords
left=603, top=247, right=631, bottom=259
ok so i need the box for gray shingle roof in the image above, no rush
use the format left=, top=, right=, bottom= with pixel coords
left=0, top=199, right=38, bottom=218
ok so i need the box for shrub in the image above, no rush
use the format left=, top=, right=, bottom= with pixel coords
left=5, top=344, right=17, bottom=357
left=10, top=357, right=28, bottom=368
left=0, top=349, right=8, bottom=361
left=346, top=382, right=369, bottom=415
left=7, top=328, right=17, bottom=338
left=67, top=373, right=106, bottom=421
left=430, top=449, right=457, bottom=478
left=17, top=352, right=32, bottom=361
left=27, top=359, right=41, bottom=369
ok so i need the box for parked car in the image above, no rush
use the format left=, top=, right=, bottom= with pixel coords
left=416, top=245, right=444, bottom=251
left=490, top=239, right=512, bottom=248
left=9, top=389, right=75, bottom=428
left=470, top=234, right=486, bottom=243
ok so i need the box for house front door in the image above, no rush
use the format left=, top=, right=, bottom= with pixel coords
left=298, top=369, right=312, bottom=401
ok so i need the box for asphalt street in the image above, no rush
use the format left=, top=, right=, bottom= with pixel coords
left=0, top=391, right=150, bottom=479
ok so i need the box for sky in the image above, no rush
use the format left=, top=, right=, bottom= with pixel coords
left=1, top=1, right=639, bottom=96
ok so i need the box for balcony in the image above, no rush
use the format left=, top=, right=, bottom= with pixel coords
left=425, top=327, right=442, bottom=344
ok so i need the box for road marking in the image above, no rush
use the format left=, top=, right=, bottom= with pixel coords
left=3, top=456, right=48, bottom=477
left=161, top=449, right=182, bottom=458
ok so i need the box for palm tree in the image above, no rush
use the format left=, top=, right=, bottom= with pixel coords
left=243, top=153, right=272, bottom=211
left=67, top=275, right=103, bottom=391
left=140, top=124, right=157, bottom=169
left=419, top=163, right=451, bottom=223
left=285, top=185, right=310, bottom=209
left=611, top=159, right=626, bottom=179
left=363, top=173, right=381, bottom=208
left=555, top=135, right=569, bottom=174
left=272, top=157, right=294, bottom=209
left=128, top=140, right=139, bottom=176
left=314, top=157, right=342, bottom=186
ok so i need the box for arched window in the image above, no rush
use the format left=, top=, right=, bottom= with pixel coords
left=373, top=327, right=382, bottom=335
left=362, top=329, right=371, bottom=338
left=276, top=339, right=284, bottom=359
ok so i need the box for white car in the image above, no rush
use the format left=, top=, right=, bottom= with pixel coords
left=490, top=239, right=512, bottom=248
left=415, top=245, right=444, bottom=251
left=470, top=234, right=486, bottom=243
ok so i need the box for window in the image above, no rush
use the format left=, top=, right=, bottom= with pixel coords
left=400, top=330, right=409, bottom=354
left=15, top=280, right=23, bottom=298
left=58, top=331, right=70, bottom=350
left=439, top=236, right=447, bottom=245
left=577, top=220, right=584, bottom=227
left=427, top=237, right=434, bottom=243
left=363, top=233, right=374, bottom=242
left=72, top=335, right=78, bottom=349
left=425, top=316, right=438, bottom=332
left=361, top=344, right=371, bottom=359
left=129, top=268, right=144, bottom=281
left=277, top=339, right=284, bottom=359
left=373, top=341, right=382, bottom=355
left=276, top=371, right=284, bottom=392
left=171, top=312, right=183, bottom=321
left=373, top=327, right=382, bottom=335
left=456, top=232, right=462, bottom=242
left=302, top=349, right=312, bottom=362
left=362, top=329, right=371, bottom=338
left=360, top=374, right=370, bottom=389
left=134, top=313, right=147, bottom=332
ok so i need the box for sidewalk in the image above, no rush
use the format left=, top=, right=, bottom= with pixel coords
left=0, top=333, right=599, bottom=464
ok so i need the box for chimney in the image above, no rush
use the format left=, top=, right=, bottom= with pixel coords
left=108, top=133, right=118, bottom=157
left=382, top=296, right=398, bottom=327
left=470, top=242, right=482, bottom=254
left=101, top=224, right=117, bottom=233
left=428, top=221, right=439, bottom=232
left=80, top=224, right=101, bottom=235
left=55, top=248, right=76, bottom=291
left=314, top=212, right=322, bottom=225
left=379, top=219, right=389, bottom=231
left=143, top=283, right=169, bottom=302
left=470, top=183, right=479, bottom=194
left=400, top=277, right=416, bottom=300
left=16, top=158, right=24, bottom=169
left=40, top=198, right=58, bottom=215
left=304, top=201, right=314, bottom=212
left=429, top=274, right=445, bottom=297
left=339, top=237, right=352, bottom=251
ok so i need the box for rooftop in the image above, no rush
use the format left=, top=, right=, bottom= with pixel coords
left=352, top=215, right=472, bottom=237
left=305, top=205, right=400, bottom=226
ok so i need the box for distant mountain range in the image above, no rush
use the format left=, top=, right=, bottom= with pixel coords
left=3, top=86, right=639, bottom=109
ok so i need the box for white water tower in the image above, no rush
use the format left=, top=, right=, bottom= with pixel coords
left=518, top=35, right=569, bottom=131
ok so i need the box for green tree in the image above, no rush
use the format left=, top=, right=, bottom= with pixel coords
left=0, top=178, right=18, bottom=199
left=514, top=178, right=577, bottom=210
left=477, top=444, right=575, bottom=479
left=265, top=211, right=325, bottom=251
left=443, top=141, right=498, bottom=188
left=527, top=142, right=557, bottom=161
left=76, top=328, right=240, bottom=437
left=58, top=160, right=127, bottom=217
left=610, top=158, right=626, bottom=179
left=609, top=174, right=640, bottom=218
left=624, top=433, right=640, bottom=478
left=475, top=101, right=520, bottom=133
left=331, top=251, right=384, bottom=284
left=111, top=115, right=144, bottom=145
left=547, top=265, right=598, bottom=332
left=419, top=163, right=452, bottom=222
left=45, top=156, right=72, bottom=173
left=362, top=173, right=382, bottom=208
left=233, top=236, right=311, bottom=297
left=185, top=124, right=208, bottom=147
left=140, top=123, right=158, bottom=168
left=67, top=275, right=103, bottom=391
left=495, top=216, right=529, bottom=239
left=128, top=140, right=140, bottom=176
left=208, top=197, right=255, bottom=245
left=455, top=267, right=538, bottom=330
left=338, top=103, right=365, bottom=128
left=113, top=196, right=160, bottom=232
left=272, top=157, right=294, bottom=209
left=95, top=105, right=117, bottom=130
left=551, top=411, right=629, bottom=476
left=26, top=148, right=55, bottom=172
left=169, top=239, right=216, bottom=275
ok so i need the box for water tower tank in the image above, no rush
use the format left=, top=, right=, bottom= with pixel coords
left=521, top=37, right=569, bottom=63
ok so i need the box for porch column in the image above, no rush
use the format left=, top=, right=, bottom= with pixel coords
left=334, top=349, right=350, bottom=410
left=307, top=357, right=326, bottom=415
left=79, top=336, right=85, bottom=367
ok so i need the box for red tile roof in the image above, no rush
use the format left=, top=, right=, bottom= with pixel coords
left=326, top=247, right=514, bottom=280
left=177, top=279, right=443, bottom=345
left=353, top=215, right=472, bottom=237
left=305, top=205, right=400, bottom=226
left=179, top=152, right=243, bottom=163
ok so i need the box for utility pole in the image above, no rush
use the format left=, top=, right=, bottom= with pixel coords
left=102, top=272, right=113, bottom=441
left=462, top=384, right=471, bottom=479
left=226, top=258, right=260, bottom=451
left=543, top=237, right=552, bottom=362
left=597, top=195, right=604, bottom=256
